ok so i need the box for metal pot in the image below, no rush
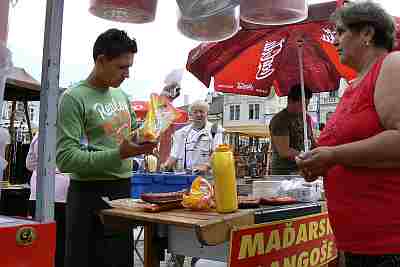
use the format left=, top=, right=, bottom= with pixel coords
left=176, top=0, right=239, bottom=20
left=240, top=0, right=308, bottom=26
left=89, top=0, right=158, bottom=24
left=177, top=5, right=239, bottom=42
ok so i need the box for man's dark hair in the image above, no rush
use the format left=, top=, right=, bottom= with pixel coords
left=287, top=84, right=313, bottom=102
left=93, top=28, right=137, bottom=62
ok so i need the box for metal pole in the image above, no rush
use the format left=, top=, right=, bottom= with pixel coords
left=36, top=0, right=64, bottom=222
left=296, top=39, right=309, bottom=152
left=317, top=93, right=321, bottom=130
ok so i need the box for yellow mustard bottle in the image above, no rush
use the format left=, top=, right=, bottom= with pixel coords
left=211, top=144, right=238, bottom=213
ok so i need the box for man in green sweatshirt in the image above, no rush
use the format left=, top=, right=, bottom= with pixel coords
left=56, top=29, right=156, bottom=267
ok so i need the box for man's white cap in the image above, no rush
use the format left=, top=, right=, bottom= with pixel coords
left=190, top=100, right=209, bottom=113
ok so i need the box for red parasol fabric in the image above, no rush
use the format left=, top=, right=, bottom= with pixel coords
left=187, top=20, right=356, bottom=97
left=216, top=20, right=357, bottom=96
left=187, top=1, right=400, bottom=97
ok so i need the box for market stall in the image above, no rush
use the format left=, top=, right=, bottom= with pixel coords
left=101, top=199, right=333, bottom=267
left=224, top=124, right=270, bottom=178
left=0, top=1, right=341, bottom=267
left=96, top=2, right=348, bottom=266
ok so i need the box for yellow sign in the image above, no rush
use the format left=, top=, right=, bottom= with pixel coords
left=229, top=212, right=337, bottom=267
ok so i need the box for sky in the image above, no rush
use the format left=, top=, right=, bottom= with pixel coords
left=7, top=0, right=208, bottom=106
left=5, top=0, right=400, bottom=107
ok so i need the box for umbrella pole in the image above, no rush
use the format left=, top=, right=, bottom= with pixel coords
left=297, top=40, right=310, bottom=152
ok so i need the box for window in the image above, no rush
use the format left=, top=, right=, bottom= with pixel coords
left=30, top=108, right=34, bottom=121
left=329, top=90, right=339, bottom=98
left=235, top=105, right=240, bottom=120
left=249, top=104, right=260, bottom=120
left=230, top=105, right=234, bottom=120
left=255, top=104, right=260, bottom=120
left=1, top=103, right=8, bottom=120
left=229, top=105, right=240, bottom=120
left=249, top=104, right=254, bottom=120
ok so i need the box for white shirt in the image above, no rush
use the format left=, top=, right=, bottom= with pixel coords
left=170, top=122, right=223, bottom=170
left=26, top=133, right=70, bottom=202
left=0, top=127, right=10, bottom=180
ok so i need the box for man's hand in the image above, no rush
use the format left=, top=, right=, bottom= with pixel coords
left=119, top=138, right=157, bottom=159
left=160, top=158, right=176, bottom=172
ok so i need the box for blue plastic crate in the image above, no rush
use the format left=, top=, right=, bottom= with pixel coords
left=131, top=172, right=196, bottom=199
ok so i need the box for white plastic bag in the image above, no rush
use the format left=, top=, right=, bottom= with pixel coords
left=164, top=68, right=184, bottom=85
left=277, top=178, right=322, bottom=202
left=161, top=69, right=184, bottom=100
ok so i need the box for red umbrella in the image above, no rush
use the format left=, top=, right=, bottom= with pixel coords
left=130, top=100, right=189, bottom=123
left=186, top=1, right=357, bottom=97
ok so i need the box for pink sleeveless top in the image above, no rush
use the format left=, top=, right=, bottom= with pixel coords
left=318, top=54, right=400, bottom=253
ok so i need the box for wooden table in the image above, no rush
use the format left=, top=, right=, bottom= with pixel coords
left=101, top=207, right=254, bottom=267
left=101, top=201, right=324, bottom=267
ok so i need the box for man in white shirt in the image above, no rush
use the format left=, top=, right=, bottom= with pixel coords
left=163, top=100, right=223, bottom=266
left=163, top=100, right=223, bottom=174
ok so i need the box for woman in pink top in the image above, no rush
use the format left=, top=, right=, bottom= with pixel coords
left=26, top=133, right=69, bottom=267
left=297, top=1, right=400, bottom=266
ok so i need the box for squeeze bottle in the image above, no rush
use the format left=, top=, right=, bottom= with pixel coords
left=211, top=144, right=238, bottom=213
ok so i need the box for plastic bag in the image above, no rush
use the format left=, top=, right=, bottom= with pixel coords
left=182, top=176, right=215, bottom=210
left=164, top=68, right=184, bottom=85
left=132, top=93, right=182, bottom=143
left=277, top=178, right=322, bottom=202
left=161, top=69, right=184, bottom=100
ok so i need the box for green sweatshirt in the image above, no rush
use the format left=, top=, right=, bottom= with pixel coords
left=56, top=81, right=136, bottom=181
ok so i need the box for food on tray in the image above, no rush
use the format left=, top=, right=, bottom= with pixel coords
left=182, top=176, right=215, bottom=211
left=109, top=198, right=147, bottom=211
left=238, top=196, right=261, bottom=209
left=260, top=196, right=297, bottom=205
left=142, top=201, right=183, bottom=213
left=140, top=190, right=186, bottom=204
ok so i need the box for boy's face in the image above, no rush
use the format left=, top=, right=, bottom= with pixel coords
left=98, top=52, right=134, bottom=88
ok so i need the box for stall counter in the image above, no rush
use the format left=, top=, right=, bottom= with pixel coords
left=101, top=202, right=330, bottom=267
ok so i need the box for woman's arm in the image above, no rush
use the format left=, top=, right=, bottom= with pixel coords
left=26, top=134, right=39, bottom=172
left=331, top=52, right=400, bottom=168
left=297, top=53, right=400, bottom=179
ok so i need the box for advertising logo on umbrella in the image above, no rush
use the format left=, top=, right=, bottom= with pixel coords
left=256, top=38, right=285, bottom=80
left=321, top=28, right=336, bottom=44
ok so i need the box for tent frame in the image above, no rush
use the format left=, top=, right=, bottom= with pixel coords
left=35, top=0, right=64, bottom=222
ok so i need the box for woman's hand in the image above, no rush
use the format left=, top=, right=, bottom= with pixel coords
left=296, top=146, right=336, bottom=182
